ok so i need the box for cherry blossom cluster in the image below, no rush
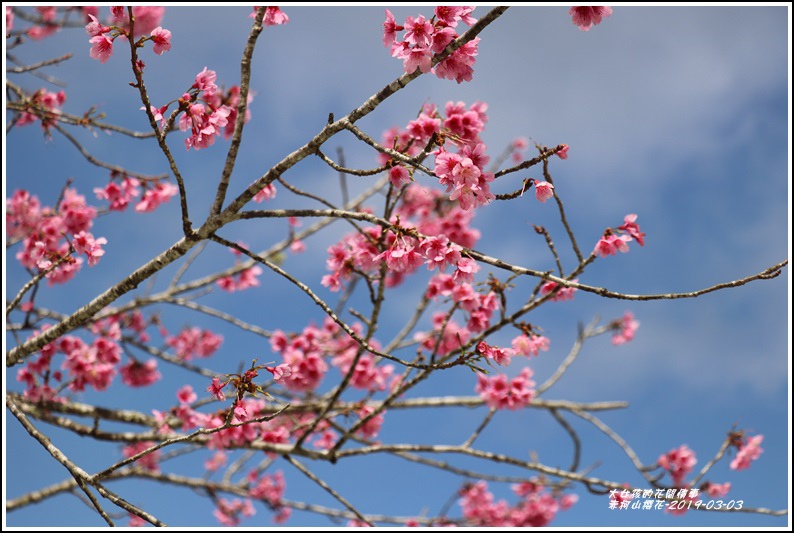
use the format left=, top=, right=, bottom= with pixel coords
left=248, top=470, right=291, bottom=523
left=85, top=7, right=170, bottom=64
left=413, top=312, right=472, bottom=357
left=7, top=188, right=106, bottom=284
left=658, top=444, right=697, bottom=486
left=216, top=245, right=264, bottom=292
left=459, top=480, right=576, bottom=527
left=145, top=67, right=250, bottom=151
left=16, top=311, right=163, bottom=400
left=13, top=88, right=66, bottom=132
left=594, top=213, right=646, bottom=257
left=165, top=326, right=223, bottom=360
left=475, top=367, right=536, bottom=410
left=383, top=7, right=479, bottom=83
left=540, top=279, right=578, bottom=302
left=426, top=274, right=501, bottom=334
left=204, top=362, right=293, bottom=432
left=322, top=170, right=485, bottom=293
left=94, top=175, right=177, bottom=213
left=175, top=68, right=232, bottom=150
left=649, top=436, right=763, bottom=516
left=199, top=389, right=334, bottom=457
left=269, top=318, right=395, bottom=395
left=212, top=498, right=255, bottom=527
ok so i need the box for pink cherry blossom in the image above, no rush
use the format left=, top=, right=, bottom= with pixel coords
left=6, top=189, right=43, bottom=240
left=120, top=359, right=161, bottom=387
left=71, top=231, right=107, bottom=267
left=112, top=6, right=165, bottom=37
left=253, top=183, right=277, bottom=202
left=263, top=6, right=289, bottom=26
left=282, top=350, right=328, bottom=392
left=511, top=334, right=550, bottom=357
left=382, top=9, right=403, bottom=47
left=453, top=257, right=480, bottom=284
left=388, top=165, right=412, bottom=187
left=135, top=182, right=178, bottom=212
left=658, top=444, right=697, bottom=485
left=403, top=15, right=435, bottom=48
left=420, top=235, right=461, bottom=272
left=534, top=180, right=554, bottom=203
left=321, top=272, right=342, bottom=292
left=122, top=441, right=161, bottom=472
left=434, top=38, right=479, bottom=83
left=611, top=311, right=639, bottom=345
left=476, top=340, right=513, bottom=366
left=434, top=6, right=477, bottom=28
left=475, top=367, right=535, bottom=410
left=59, top=188, right=96, bottom=234
left=556, top=143, right=570, bottom=159
left=311, top=430, right=336, bottom=450
left=594, top=231, right=632, bottom=257
left=12, top=88, right=66, bottom=130
left=166, top=327, right=223, bottom=360
left=249, top=471, right=286, bottom=505
left=85, top=14, right=106, bottom=37
left=250, top=6, right=289, bottom=26
left=540, top=280, right=578, bottom=302
left=204, top=451, right=227, bottom=472
left=150, top=27, right=172, bottom=55
left=273, top=508, right=291, bottom=524
left=619, top=213, right=646, bottom=246
left=356, top=406, right=385, bottom=440
left=705, top=482, right=731, bottom=497
left=212, top=498, right=254, bottom=527
left=95, top=176, right=141, bottom=211
left=395, top=44, right=433, bottom=74
left=128, top=514, right=146, bottom=527
left=444, top=101, right=486, bottom=141
left=89, top=34, right=114, bottom=63
left=27, top=24, right=59, bottom=41
left=426, top=273, right=457, bottom=299
left=6, top=6, right=14, bottom=34
left=265, top=363, right=292, bottom=383
left=81, top=7, right=98, bottom=22
left=177, top=385, right=197, bottom=405
left=375, top=242, right=424, bottom=274
left=193, top=67, right=218, bottom=95
left=569, top=6, right=613, bottom=32
left=207, top=377, right=227, bottom=401
left=730, top=434, right=764, bottom=471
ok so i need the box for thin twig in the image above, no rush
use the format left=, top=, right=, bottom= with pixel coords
left=284, top=455, right=374, bottom=526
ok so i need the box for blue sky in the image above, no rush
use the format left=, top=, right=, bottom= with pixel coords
left=3, top=5, right=791, bottom=528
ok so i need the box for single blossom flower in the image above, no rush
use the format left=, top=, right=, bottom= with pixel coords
left=569, top=6, right=613, bottom=32
left=150, top=26, right=172, bottom=55
left=730, top=434, right=764, bottom=471
left=89, top=34, right=114, bottom=63
left=534, top=180, right=554, bottom=203
left=556, top=144, right=570, bottom=159
left=265, top=363, right=292, bottom=382
left=207, top=377, right=227, bottom=401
